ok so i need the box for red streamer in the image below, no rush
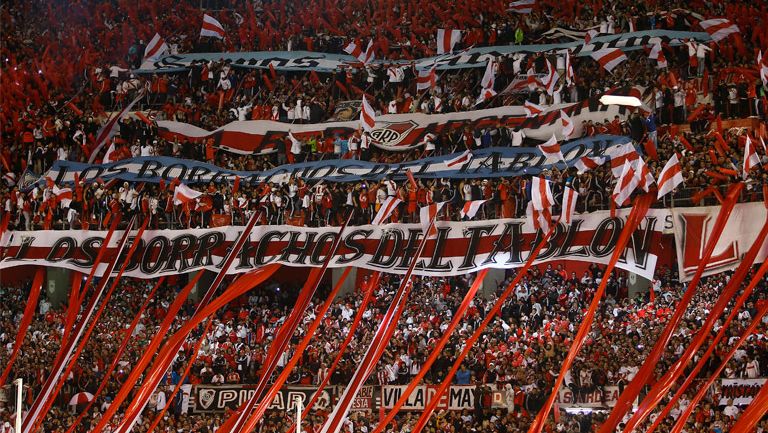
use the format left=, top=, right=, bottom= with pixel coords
left=0, top=268, right=45, bottom=387
left=372, top=270, right=490, bottom=433
left=622, top=208, right=768, bottom=432
left=529, top=193, right=655, bottom=433
left=410, top=224, right=556, bottom=433
left=598, top=183, right=744, bottom=433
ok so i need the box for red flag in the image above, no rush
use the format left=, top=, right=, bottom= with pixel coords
left=405, top=169, right=418, bottom=190
left=233, top=176, right=241, bottom=195
left=268, top=63, right=277, bottom=79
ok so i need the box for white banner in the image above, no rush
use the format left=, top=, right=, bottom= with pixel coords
left=556, top=386, right=625, bottom=408
left=380, top=385, right=476, bottom=411
left=0, top=208, right=670, bottom=280
left=672, top=202, right=768, bottom=282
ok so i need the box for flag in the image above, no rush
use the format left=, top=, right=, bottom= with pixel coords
left=699, top=18, right=740, bottom=42
left=612, top=160, right=640, bottom=206
left=526, top=67, right=541, bottom=90
left=360, top=95, right=376, bottom=132
left=605, top=143, right=640, bottom=177
left=564, top=50, right=575, bottom=85
left=573, top=156, right=606, bottom=174
left=419, top=201, right=446, bottom=237
left=52, top=185, right=73, bottom=208
left=343, top=40, right=375, bottom=64
left=590, top=48, right=627, bottom=73
left=103, top=141, right=117, bottom=164
left=405, top=169, right=418, bottom=190
left=527, top=201, right=552, bottom=233
left=416, top=67, right=437, bottom=91
left=758, top=50, right=768, bottom=87
left=444, top=150, right=472, bottom=168
left=656, top=154, right=684, bottom=199
left=632, top=157, right=656, bottom=192
left=584, top=29, right=599, bottom=44
left=88, top=90, right=145, bottom=163
left=508, top=0, right=535, bottom=14
left=524, top=101, right=544, bottom=117
left=200, top=14, right=226, bottom=39
left=481, top=59, right=496, bottom=90
left=560, top=187, right=578, bottom=225
left=542, top=58, right=559, bottom=95
left=144, top=33, right=169, bottom=61
left=538, top=134, right=564, bottom=163
left=460, top=200, right=487, bottom=219
left=173, top=183, right=203, bottom=206
left=372, top=197, right=401, bottom=225
left=743, top=135, right=760, bottom=179
left=3, top=172, right=17, bottom=187
left=560, top=110, right=574, bottom=137
left=649, top=42, right=668, bottom=68
left=530, top=176, right=554, bottom=211
left=475, top=88, right=497, bottom=105
left=436, top=29, right=461, bottom=55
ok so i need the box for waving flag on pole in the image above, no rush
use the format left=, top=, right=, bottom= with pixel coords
left=649, top=42, right=668, bottom=69
left=527, top=202, right=552, bottom=233
left=460, top=200, right=487, bottom=219
left=444, top=150, right=472, bottom=168
left=590, top=48, right=627, bottom=73
left=372, top=197, right=402, bottom=225
left=436, top=29, right=461, bottom=55
left=632, top=157, right=656, bottom=192
left=524, top=101, right=544, bottom=117
left=144, top=33, right=169, bottom=61
left=420, top=202, right=446, bottom=237
left=360, top=96, right=376, bottom=132
left=699, top=18, right=740, bottom=41
left=605, top=142, right=640, bottom=177
left=344, top=40, right=375, bottom=64
left=88, top=91, right=145, bottom=163
left=612, top=160, right=640, bottom=206
left=538, top=134, right=564, bottom=164
left=560, top=110, right=574, bottom=137
left=573, top=155, right=606, bottom=174
left=560, top=187, right=578, bottom=225
left=173, top=183, right=203, bottom=206
left=416, top=67, right=437, bottom=91
left=758, top=51, right=768, bottom=87
left=530, top=177, right=554, bottom=211
left=743, top=135, right=760, bottom=179
left=584, top=29, right=599, bottom=45
left=508, top=0, right=535, bottom=14
left=564, top=50, right=575, bottom=84
left=52, top=186, right=73, bottom=208
left=475, top=87, right=497, bottom=105
left=200, top=14, right=226, bottom=39
left=656, top=154, right=684, bottom=198
left=481, top=59, right=496, bottom=89
left=542, top=59, right=560, bottom=95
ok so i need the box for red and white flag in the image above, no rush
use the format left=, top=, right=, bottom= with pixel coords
left=584, top=29, right=599, bottom=45
left=436, top=29, right=461, bottom=55
left=420, top=201, right=446, bottom=237
left=542, top=58, right=560, bottom=95
left=200, top=14, right=226, bottom=39
left=530, top=176, right=554, bottom=211
left=88, top=91, right=145, bottom=163
left=649, top=42, right=667, bottom=68
left=573, top=155, right=606, bottom=174
left=758, top=51, right=768, bottom=87
left=372, top=197, right=402, bottom=225
left=560, top=186, right=578, bottom=225
left=560, top=110, right=574, bottom=137
left=656, top=154, right=684, bottom=199
left=508, top=0, right=535, bottom=14
left=527, top=201, right=552, bottom=233
left=612, top=160, right=640, bottom=206
left=444, top=150, right=472, bottom=168
left=360, top=95, right=376, bottom=132
left=173, top=183, right=203, bottom=206
left=52, top=185, right=73, bottom=208
left=475, top=87, right=497, bottom=105
left=538, top=134, right=564, bottom=163
left=590, top=48, right=627, bottom=73
left=416, top=67, right=437, bottom=91
left=564, top=50, right=575, bottom=85
left=344, top=40, right=375, bottom=64
left=605, top=142, right=640, bottom=177
left=460, top=200, right=487, bottom=219
left=144, top=33, right=169, bottom=62
left=481, top=59, right=496, bottom=89
left=632, top=157, right=656, bottom=192
left=526, top=66, right=541, bottom=90
left=524, top=100, right=544, bottom=117
left=103, top=141, right=117, bottom=164
left=699, top=18, right=740, bottom=42
left=743, top=135, right=760, bottom=179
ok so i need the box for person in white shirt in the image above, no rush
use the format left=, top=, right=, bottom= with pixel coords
left=510, top=128, right=525, bottom=147
left=387, top=99, right=398, bottom=114
left=140, top=142, right=155, bottom=156
left=722, top=399, right=739, bottom=418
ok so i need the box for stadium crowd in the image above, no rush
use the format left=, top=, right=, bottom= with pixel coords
left=1, top=263, right=767, bottom=433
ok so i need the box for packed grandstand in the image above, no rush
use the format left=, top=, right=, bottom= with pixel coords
left=1, top=0, right=768, bottom=433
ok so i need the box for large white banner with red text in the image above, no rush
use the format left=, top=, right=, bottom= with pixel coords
left=672, top=202, right=768, bottom=282
left=0, top=208, right=669, bottom=280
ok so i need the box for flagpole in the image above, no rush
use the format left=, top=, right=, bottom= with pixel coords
left=15, top=378, right=23, bottom=433
left=296, top=396, right=303, bottom=433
